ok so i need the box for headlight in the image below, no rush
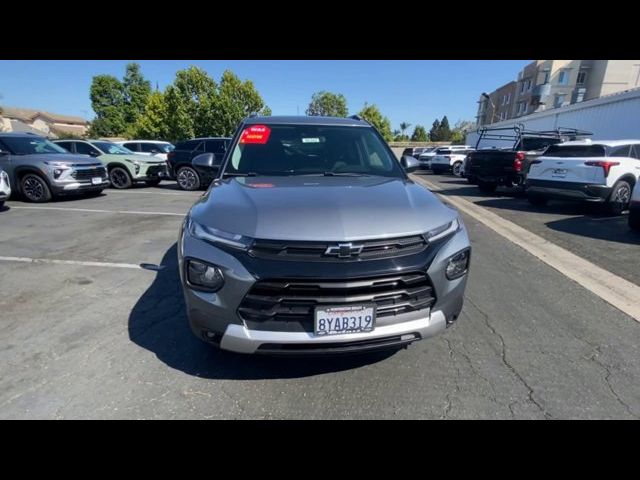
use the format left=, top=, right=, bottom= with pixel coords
left=446, top=248, right=470, bottom=280
left=186, top=259, right=224, bottom=292
left=425, top=217, right=461, bottom=242
left=187, top=218, right=253, bottom=250
left=44, top=161, right=70, bottom=167
left=0, top=170, right=7, bottom=180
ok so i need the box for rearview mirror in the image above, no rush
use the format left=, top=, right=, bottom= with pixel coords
left=192, top=153, right=217, bottom=169
left=401, top=155, right=420, bottom=173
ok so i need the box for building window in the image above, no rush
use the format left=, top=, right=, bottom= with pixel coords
left=543, top=71, right=550, bottom=84
left=577, top=71, right=587, bottom=85
left=506, top=92, right=511, bottom=104
left=558, top=70, right=569, bottom=85
left=527, top=79, right=532, bottom=91
left=520, top=80, right=527, bottom=94
left=554, top=94, right=566, bottom=108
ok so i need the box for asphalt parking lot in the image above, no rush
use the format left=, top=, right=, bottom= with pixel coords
left=1, top=181, right=640, bottom=419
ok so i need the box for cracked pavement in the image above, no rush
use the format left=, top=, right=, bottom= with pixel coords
left=1, top=183, right=639, bottom=419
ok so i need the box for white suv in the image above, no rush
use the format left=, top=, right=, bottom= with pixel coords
left=526, top=140, right=640, bottom=215
left=629, top=181, right=640, bottom=230
left=430, top=146, right=474, bottom=176
left=0, top=166, right=11, bottom=208
left=116, top=140, right=174, bottom=161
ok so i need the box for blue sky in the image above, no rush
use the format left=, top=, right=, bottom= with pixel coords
left=0, top=60, right=529, bottom=130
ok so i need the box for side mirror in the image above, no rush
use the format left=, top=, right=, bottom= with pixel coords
left=192, top=153, right=217, bottom=169
left=89, top=150, right=100, bottom=157
left=0, top=149, right=8, bottom=156
left=150, top=149, right=160, bottom=154
left=401, top=155, right=420, bottom=173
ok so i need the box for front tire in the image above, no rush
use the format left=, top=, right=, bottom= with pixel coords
left=109, top=167, right=133, bottom=189
left=478, top=181, right=497, bottom=194
left=607, top=180, right=632, bottom=216
left=452, top=161, right=463, bottom=177
left=176, top=166, right=201, bottom=191
left=21, top=174, right=52, bottom=203
left=0, top=200, right=4, bottom=209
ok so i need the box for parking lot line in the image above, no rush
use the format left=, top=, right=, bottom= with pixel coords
left=413, top=175, right=640, bottom=322
left=8, top=206, right=185, bottom=216
left=0, top=255, right=149, bottom=270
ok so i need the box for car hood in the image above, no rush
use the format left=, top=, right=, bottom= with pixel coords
left=21, top=153, right=103, bottom=166
left=189, top=176, right=457, bottom=241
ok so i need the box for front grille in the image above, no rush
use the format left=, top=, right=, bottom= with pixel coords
left=146, top=165, right=165, bottom=176
left=249, top=235, right=427, bottom=262
left=239, top=272, right=436, bottom=332
left=72, top=167, right=106, bottom=180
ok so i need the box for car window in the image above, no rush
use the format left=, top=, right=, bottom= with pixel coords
left=225, top=124, right=404, bottom=178
left=123, top=143, right=139, bottom=152
left=631, top=145, right=640, bottom=160
left=609, top=145, right=631, bottom=158
left=0, top=136, right=68, bottom=155
left=55, top=141, right=73, bottom=152
left=75, top=142, right=100, bottom=156
left=544, top=144, right=607, bottom=158
left=194, top=142, right=205, bottom=153
left=140, top=143, right=161, bottom=153
left=519, top=137, right=562, bottom=151
left=205, top=140, right=226, bottom=154
left=91, top=142, right=133, bottom=155
left=175, top=140, right=200, bottom=150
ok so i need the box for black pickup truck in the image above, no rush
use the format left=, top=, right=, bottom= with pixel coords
left=466, top=126, right=592, bottom=193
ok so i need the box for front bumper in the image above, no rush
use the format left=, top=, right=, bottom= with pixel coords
left=526, top=179, right=611, bottom=202
left=134, top=163, right=169, bottom=181
left=179, top=221, right=470, bottom=355
left=51, top=179, right=110, bottom=194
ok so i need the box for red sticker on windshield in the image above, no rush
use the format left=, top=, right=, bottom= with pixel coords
left=240, top=125, right=271, bottom=144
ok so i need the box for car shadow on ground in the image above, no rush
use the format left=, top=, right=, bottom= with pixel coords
left=545, top=214, right=640, bottom=245
left=128, top=244, right=397, bottom=380
left=0, top=204, right=9, bottom=213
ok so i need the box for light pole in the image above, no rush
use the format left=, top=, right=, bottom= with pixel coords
left=481, top=92, right=500, bottom=124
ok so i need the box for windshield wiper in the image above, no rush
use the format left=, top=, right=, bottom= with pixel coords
left=224, top=172, right=257, bottom=177
left=321, top=172, right=372, bottom=177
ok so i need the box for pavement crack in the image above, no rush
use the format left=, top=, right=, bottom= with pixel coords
left=467, top=296, right=554, bottom=420
left=441, top=337, right=461, bottom=419
left=587, top=346, right=639, bottom=419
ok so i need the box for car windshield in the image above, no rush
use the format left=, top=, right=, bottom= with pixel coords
left=0, top=136, right=68, bottom=155
left=223, top=124, right=404, bottom=177
left=91, top=142, right=134, bottom=155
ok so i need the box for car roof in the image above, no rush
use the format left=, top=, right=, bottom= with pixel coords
left=243, top=115, right=370, bottom=127
left=0, top=132, right=46, bottom=138
left=556, top=139, right=640, bottom=147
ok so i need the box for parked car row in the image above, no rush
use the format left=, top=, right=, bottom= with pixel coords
left=406, top=127, right=640, bottom=232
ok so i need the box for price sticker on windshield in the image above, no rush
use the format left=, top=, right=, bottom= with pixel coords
left=240, top=125, right=271, bottom=144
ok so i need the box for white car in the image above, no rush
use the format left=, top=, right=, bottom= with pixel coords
left=526, top=140, right=640, bottom=215
left=115, top=140, right=174, bottom=161
left=430, top=146, right=474, bottom=176
left=629, top=181, right=640, bottom=230
left=0, top=166, right=11, bottom=208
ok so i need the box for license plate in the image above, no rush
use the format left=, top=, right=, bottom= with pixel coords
left=552, top=168, right=567, bottom=177
left=91, top=177, right=102, bottom=185
left=314, top=304, right=376, bottom=336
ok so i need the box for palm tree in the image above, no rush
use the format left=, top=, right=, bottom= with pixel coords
left=400, top=122, right=411, bottom=141
left=393, top=129, right=401, bottom=141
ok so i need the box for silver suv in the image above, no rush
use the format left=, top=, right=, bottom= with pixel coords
left=0, top=133, right=109, bottom=202
left=178, top=116, right=471, bottom=355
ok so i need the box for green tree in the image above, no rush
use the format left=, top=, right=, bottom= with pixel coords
left=450, top=119, right=474, bottom=145
left=306, top=91, right=348, bottom=117
left=438, top=115, right=451, bottom=141
left=399, top=121, right=411, bottom=139
left=132, top=90, right=169, bottom=140
left=122, top=62, right=151, bottom=127
left=358, top=103, right=393, bottom=142
left=392, top=129, right=402, bottom=141
left=411, top=125, right=428, bottom=142
left=215, top=70, right=270, bottom=136
left=88, top=75, right=126, bottom=137
left=429, top=119, right=441, bottom=141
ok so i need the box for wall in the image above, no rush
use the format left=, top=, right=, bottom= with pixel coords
left=466, top=87, right=640, bottom=145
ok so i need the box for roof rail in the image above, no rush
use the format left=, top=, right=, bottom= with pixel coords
left=349, top=114, right=362, bottom=121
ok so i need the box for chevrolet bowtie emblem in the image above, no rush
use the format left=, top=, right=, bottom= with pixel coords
left=324, top=243, right=364, bottom=258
